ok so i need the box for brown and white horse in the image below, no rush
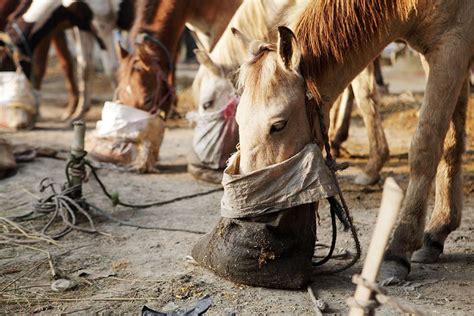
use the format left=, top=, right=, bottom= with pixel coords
left=233, top=0, right=473, bottom=281
left=4, top=0, right=134, bottom=121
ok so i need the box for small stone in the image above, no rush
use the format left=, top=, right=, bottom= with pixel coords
left=51, top=279, right=76, bottom=292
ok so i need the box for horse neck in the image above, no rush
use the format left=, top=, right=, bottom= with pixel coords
left=131, top=0, right=189, bottom=66
left=186, top=0, right=242, bottom=50
left=211, top=0, right=298, bottom=68
left=298, top=3, right=415, bottom=108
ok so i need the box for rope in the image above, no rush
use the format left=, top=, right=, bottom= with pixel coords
left=79, top=158, right=222, bottom=208
left=305, top=91, right=362, bottom=274
left=347, top=275, right=426, bottom=315
left=17, top=153, right=220, bottom=239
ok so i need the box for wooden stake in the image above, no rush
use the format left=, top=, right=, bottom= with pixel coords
left=70, top=121, right=86, bottom=196
left=349, top=177, right=404, bottom=316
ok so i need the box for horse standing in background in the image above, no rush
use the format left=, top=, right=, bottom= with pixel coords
left=0, top=0, right=79, bottom=118
left=4, top=0, right=135, bottom=121
left=115, top=0, right=242, bottom=116
left=85, top=0, right=242, bottom=171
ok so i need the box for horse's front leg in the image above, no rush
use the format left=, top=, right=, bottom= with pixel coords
left=411, top=77, right=469, bottom=264
left=351, top=64, right=389, bottom=185
left=380, top=43, right=470, bottom=281
left=52, top=31, right=79, bottom=121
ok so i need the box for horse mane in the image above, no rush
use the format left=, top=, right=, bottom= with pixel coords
left=211, top=0, right=297, bottom=69
left=293, top=0, right=417, bottom=100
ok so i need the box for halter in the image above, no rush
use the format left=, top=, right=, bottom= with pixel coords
left=304, top=87, right=361, bottom=273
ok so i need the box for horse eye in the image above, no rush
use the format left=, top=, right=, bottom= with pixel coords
left=202, top=101, right=213, bottom=110
left=270, top=120, right=287, bottom=134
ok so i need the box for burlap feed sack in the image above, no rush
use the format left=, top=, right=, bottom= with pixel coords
left=221, top=143, right=338, bottom=218
left=86, top=102, right=165, bottom=172
left=0, top=71, right=39, bottom=129
left=187, top=96, right=239, bottom=170
left=192, top=143, right=337, bottom=289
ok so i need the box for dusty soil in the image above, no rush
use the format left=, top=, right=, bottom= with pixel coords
left=0, top=57, right=473, bottom=315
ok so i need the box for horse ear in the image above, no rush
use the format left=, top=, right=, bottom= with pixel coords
left=277, top=26, right=300, bottom=71
left=194, top=49, right=222, bottom=77
left=136, top=43, right=155, bottom=71
left=231, top=27, right=251, bottom=48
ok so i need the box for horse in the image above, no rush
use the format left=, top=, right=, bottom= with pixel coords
left=115, top=0, right=242, bottom=116
left=0, top=0, right=81, bottom=121
left=4, top=0, right=134, bottom=121
left=85, top=0, right=242, bottom=171
left=232, top=0, right=473, bottom=281
left=192, top=0, right=389, bottom=186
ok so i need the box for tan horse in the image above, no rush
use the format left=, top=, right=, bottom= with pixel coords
left=193, top=0, right=388, bottom=185
left=233, top=0, right=473, bottom=281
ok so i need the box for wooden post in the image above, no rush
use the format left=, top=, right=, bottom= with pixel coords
left=69, top=120, right=86, bottom=196
left=349, top=177, right=404, bottom=316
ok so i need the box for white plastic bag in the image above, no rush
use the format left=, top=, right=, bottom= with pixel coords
left=188, top=96, right=239, bottom=169
left=0, top=71, right=39, bottom=129
left=86, top=101, right=165, bottom=172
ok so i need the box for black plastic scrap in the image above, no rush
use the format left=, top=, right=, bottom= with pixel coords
left=142, top=295, right=213, bottom=316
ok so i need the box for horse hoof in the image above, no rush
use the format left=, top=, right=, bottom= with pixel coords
left=411, top=246, right=442, bottom=264
left=354, top=171, right=379, bottom=186
left=378, top=260, right=409, bottom=285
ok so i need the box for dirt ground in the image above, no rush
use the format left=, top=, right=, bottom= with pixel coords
left=1, top=56, right=473, bottom=315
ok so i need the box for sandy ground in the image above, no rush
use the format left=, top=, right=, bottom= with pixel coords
left=0, top=56, right=473, bottom=315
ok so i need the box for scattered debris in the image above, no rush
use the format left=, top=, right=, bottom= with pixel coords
left=142, top=295, right=213, bottom=316
left=51, top=279, right=77, bottom=292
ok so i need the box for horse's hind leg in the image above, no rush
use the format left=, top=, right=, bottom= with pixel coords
left=351, top=64, right=389, bottom=185
left=411, top=77, right=469, bottom=263
left=31, top=36, right=51, bottom=91
left=380, top=44, right=470, bottom=281
left=51, top=31, right=79, bottom=121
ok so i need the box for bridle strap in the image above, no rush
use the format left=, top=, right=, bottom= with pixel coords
left=305, top=88, right=361, bottom=273
left=138, top=32, right=174, bottom=73
left=150, top=67, right=176, bottom=119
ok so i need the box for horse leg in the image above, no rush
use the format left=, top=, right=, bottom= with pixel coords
left=380, top=44, right=470, bottom=281
left=373, top=56, right=388, bottom=94
left=51, top=31, right=79, bottom=121
left=330, top=86, right=354, bottom=158
left=69, top=28, right=94, bottom=122
left=351, top=64, right=389, bottom=185
left=31, top=37, right=51, bottom=91
left=411, top=77, right=469, bottom=263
